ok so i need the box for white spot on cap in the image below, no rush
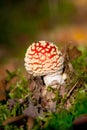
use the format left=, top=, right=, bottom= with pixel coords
left=40, top=55, right=45, bottom=61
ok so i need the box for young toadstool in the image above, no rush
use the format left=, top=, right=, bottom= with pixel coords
left=24, top=41, right=66, bottom=87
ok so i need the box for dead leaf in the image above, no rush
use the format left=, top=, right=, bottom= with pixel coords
left=0, top=79, right=6, bottom=101
left=73, top=114, right=87, bottom=125
left=28, top=80, right=36, bottom=91
left=67, top=45, right=82, bottom=60
left=3, top=114, right=25, bottom=126
left=27, top=117, right=34, bottom=130
left=7, top=99, right=17, bottom=110
left=23, top=102, right=38, bottom=118
left=0, top=69, right=7, bottom=80
left=61, top=42, right=82, bottom=61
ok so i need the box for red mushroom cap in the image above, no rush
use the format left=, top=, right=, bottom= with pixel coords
left=24, top=41, right=64, bottom=76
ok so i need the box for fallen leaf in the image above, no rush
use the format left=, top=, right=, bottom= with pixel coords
left=0, top=79, right=6, bottom=101
left=3, top=114, right=25, bottom=126
left=73, top=114, right=87, bottom=125
left=23, top=102, right=38, bottom=118
left=61, top=42, right=82, bottom=61
left=27, top=117, right=34, bottom=130
left=68, top=45, right=82, bottom=60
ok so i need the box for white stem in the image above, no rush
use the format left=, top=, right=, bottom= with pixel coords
left=43, top=72, right=66, bottom=86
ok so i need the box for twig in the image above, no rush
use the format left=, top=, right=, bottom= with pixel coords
left=67, top=81, right=79, bottom=99
left=3, top=114, right=26, bottom=126
left=27, top=117, right=34, bottom=130
left=59, top=80, right=82, bottom=109
left=18, top=94, right=30, bottom=104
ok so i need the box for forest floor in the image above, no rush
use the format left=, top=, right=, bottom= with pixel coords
left=0, top=24, right=87, bottom=130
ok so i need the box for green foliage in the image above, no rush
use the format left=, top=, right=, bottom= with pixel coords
left=0, top=102, right=26, bottom=130
left=72, top=47, right=87, bottom=73
left=0, top=69, right=30, bottom=129
left=9, top=78, right=29, bottom=99
left=33, top=91, right=87, bottom=130
left=0, top=104, right=10, bottom=125
left=72, top=91, right=87, bottom=117
left=42, top=111, right=73, bottom=130
left=6, top=69, right=30, bottom=99
left=6, top=69, right=17, bottom=82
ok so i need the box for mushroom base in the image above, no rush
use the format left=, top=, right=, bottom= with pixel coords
left=43, top=72, right=67, bottom=87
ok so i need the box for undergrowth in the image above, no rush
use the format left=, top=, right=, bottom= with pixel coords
left=0, top=46, right=87, bottom=130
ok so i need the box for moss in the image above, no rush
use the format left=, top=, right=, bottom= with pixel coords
left=0, top=46, right=87, bottom=129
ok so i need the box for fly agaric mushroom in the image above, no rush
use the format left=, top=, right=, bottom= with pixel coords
left=24, top=41, right=65, bottom=86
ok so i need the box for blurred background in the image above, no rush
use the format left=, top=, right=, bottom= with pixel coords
left=0, top=0, right=87, bottom=63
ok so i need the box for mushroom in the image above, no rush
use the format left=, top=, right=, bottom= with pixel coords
left=24, top=41, right=66, bottom=87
